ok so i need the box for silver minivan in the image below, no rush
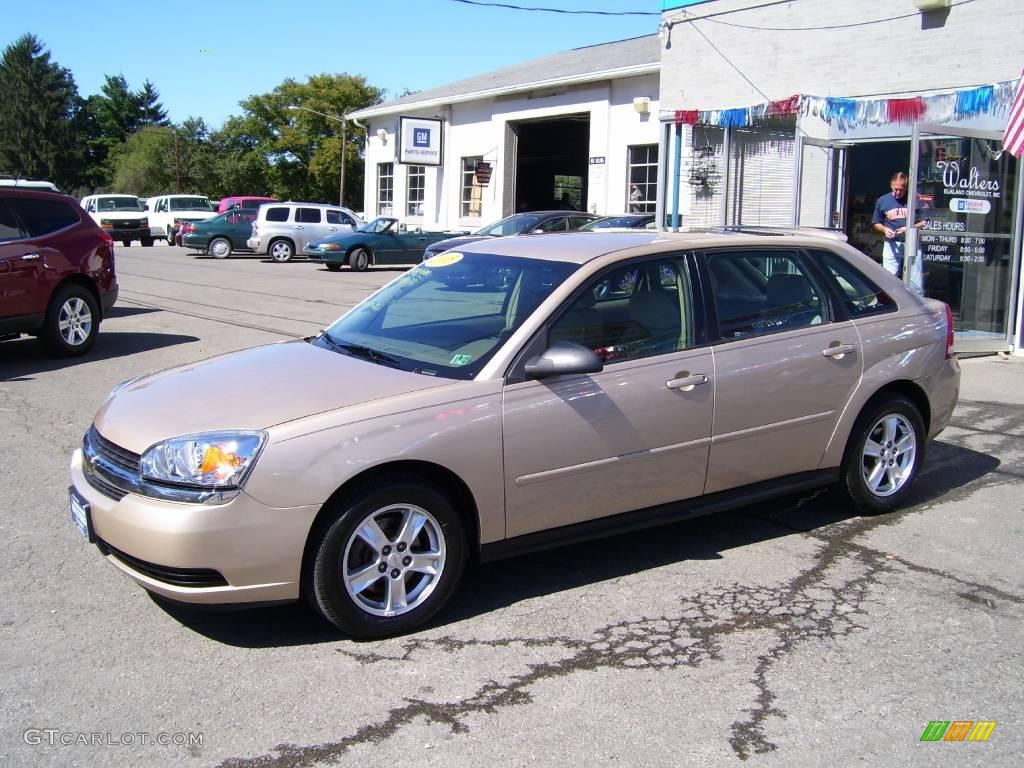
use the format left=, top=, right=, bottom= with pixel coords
left=247, top=202, right=362, bottom=262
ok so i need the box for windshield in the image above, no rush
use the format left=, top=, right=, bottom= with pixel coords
left=170, top=196, right=212, bottom=211
left=357, top=218, right=396, bottom=234
left=96, top=196, right=143, bottom=212
left=315, top=252, right=578, bottom=379
left=476, top=214, right=547, bottom=237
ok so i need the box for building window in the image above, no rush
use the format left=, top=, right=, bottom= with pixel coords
left=553, top=175, right=583, bottom=210
left=407, top=165, right=425, bottom=217
left=461, top=156, right=482, bottom=217
left=377, top=163, right=394, bottom=216
left=627, top=145, right=657, bottom=213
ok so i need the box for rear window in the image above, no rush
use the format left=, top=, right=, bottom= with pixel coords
left=295, top=208, right=322, bottom=224
left=813, top=250, right=897, bottom=318
left=264, top=207, right=289, bottom=222
left=6, top=198, right=80, bottom=237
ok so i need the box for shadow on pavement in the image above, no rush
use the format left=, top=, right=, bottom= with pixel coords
left=157, top=440, right=1000, bottom=648
left=0, top=331, right=199, bottom=381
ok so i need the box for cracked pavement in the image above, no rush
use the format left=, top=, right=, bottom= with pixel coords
left=1, top=253, right=1021, bottom=767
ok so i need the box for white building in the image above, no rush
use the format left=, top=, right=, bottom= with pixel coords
left=656, top=0, right=1023, bottom=354
left=349, top=35, right=661, bottom=232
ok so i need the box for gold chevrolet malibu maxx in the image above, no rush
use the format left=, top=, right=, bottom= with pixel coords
left=70, top=230, right=960, bottom=638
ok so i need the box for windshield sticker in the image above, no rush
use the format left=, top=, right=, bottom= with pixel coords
left=449, top=353, right=473, bottom=367
left=425, top=252, right=463, bottom=267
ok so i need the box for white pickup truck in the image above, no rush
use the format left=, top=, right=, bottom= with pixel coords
left=146, top=194, right=218, bottom=244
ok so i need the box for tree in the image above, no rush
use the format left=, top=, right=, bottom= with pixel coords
left=82, top=75, right=170, bottom=190
left=109, top=128, right=176, bottom=196
left=0, top=34, right=84, bottom=190
left=236, top=74, right=383, bottom=206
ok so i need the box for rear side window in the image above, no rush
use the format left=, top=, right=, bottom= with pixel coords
left=326, top=210, right=354, bottom=225
left=6, top=198, right=80, bottom=237
left=813, top=249, right=897, bottom=318
left=535, top=217, right=568, bottom=232
left=0, top=200, right=28, bottom=241
left=264, top=207, right=289, bottom=222
left=705, top=249, right=829, bottom=340
left=295, top=207, right=321, bottom=224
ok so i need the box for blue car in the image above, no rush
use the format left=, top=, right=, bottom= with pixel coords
left=305, top=218, right=463, bottom=272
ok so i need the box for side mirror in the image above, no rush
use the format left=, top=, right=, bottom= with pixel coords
left=524, top=340, right=603, bottom=379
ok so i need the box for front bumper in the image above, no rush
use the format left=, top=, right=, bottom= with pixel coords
left=70, top=448, right=320, bottom=605
left=303, top=248, right=342, bottom=265
left=102, top=226, right=150, bottom=240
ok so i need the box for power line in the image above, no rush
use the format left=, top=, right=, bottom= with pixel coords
left=696, top=0, right=978, bottom=32
left=448, top=0, right=658, bottom=16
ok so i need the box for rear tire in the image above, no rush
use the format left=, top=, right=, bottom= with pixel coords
left=41, top=283, right=99, bottom=356
left=269, top=239, right=295, bottom=263
left=208, top=237, right=232, bottom=259
left=840, top=396, right=925, bottom=515
left=307, top=478, right=466, bottom=638
left=120, top=240, right=131, bottom=248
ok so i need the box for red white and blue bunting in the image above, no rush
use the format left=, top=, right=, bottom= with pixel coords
left=671, top=79, right=1020, bottom=130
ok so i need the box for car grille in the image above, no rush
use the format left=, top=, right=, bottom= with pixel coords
left=110, top=220, right=138, bottom=229
left=82, top=427, right=140, bottom=501
left=95, top=536, right=228, bottom=588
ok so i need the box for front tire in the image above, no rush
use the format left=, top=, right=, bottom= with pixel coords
left=269, top=239, right=295, bottom=263
left=208, top=237, right=232, bottom=259
left=325, top=263, right=342, bottom=272
left=841, top=396, right=925, bottom=515
left=42, top=283, right=99, bottom=356
left=141, top=236, right=154, bottom=247
left=349, top=247, right=370, bottom=272
left=307, top=478, right=466, bottom=638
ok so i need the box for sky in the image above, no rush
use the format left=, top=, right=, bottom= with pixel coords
left=2, top=0, right=660, bottom=128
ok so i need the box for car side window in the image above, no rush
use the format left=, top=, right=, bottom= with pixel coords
left=326, top=210, right=348, bottom=225
left=706, top=249, right=829, bottom=340
left=535, top=217, right=568, bottom=232
left=265, top=207, right=289, bottom=222
left=6, top=199, right=79, bottom=237
left=812, top=249, right=897, bottom=318
left=296, top=207, right=321, bottom=224
left=549, top=256, right=694, bottom=364
left=569, top=215, right=595, bottom=229
left=0, top=200, right=28, bottom=241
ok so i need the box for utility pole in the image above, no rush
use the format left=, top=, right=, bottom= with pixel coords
left=288, top=105, right=348, bottom=207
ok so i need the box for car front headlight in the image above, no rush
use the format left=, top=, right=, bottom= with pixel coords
left=140, top=217, right=148, bottom=226
left=141, top=431, right=267, bottom=489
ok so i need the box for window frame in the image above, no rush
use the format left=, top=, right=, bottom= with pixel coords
left=460, top=156, right=483, bottom=218
left=505, top=251, right=708, bottom=384
left=406, top=164, right=426, bottom=217
left=805, top=247, right=898, bottom=320
left=626, top=144, right=658, bottom=214
left=377, top=162, right=394, bottom=216
left=295, top=207, right=323, bottom=224
left=696, top=247, right=836, bottom=344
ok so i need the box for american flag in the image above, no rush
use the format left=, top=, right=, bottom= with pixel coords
left=1005, top=69, right=1024, bottom=158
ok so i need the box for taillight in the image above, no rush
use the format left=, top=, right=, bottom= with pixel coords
left=98, top=231, right=114, bottom=245
left=944, top=302, right=955, bottom=359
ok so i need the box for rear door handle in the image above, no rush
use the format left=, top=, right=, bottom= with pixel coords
left=666, top=373, right=708, bottom=391
left=21, top=253, right=41, bottom=261
left=822, top=344, right=856, bottom=359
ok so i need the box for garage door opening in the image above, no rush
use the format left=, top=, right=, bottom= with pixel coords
left=508, top=115, right=590, bottom=214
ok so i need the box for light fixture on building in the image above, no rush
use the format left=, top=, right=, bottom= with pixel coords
left=633, top=97, right=651, bottom=114
left=376, top=128, right=388, bottom=144
left=913, top=0, right=951, bottom=10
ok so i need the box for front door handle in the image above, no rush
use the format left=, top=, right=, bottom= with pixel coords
left=666, top=373, right=708, bottom=391
left=822, top=343, right=856, bottom=359
left=20, top=253, right=41, bottom=261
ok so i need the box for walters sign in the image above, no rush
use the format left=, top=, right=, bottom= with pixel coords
left=398, top=117, right=443, bottom=166
left=917, top=138, right=1015, bottom=266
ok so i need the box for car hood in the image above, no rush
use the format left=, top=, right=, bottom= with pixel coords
left=425, top=234, right=490, bottom=253
left=173, top=210, right=218, bottom=221
left=93, top=339, right=454, bottom=454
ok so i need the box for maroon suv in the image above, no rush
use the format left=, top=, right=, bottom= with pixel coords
left=0, top=189, right=118, bottom=355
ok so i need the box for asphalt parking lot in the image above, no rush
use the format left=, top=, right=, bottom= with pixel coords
left=1, top=244, right=1021, bottom=767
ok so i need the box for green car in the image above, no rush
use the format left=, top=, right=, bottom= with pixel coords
left=181, top=208, right=258, bottom=258
left=304, top=217, right=464, bottom=271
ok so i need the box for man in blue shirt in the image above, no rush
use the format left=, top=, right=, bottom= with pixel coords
left=872, top=171, right=926, bottom=291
